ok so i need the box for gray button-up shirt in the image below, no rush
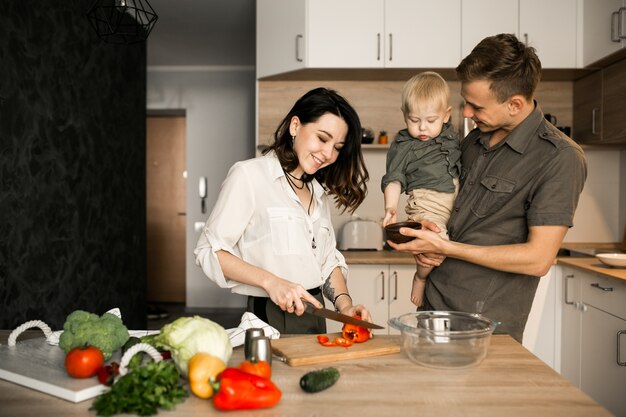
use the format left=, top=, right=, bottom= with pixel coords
left=424, top=104, right=587, bottom=343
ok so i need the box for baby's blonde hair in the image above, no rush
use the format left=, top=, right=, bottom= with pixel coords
left=401, top=71, right=450, bottom=116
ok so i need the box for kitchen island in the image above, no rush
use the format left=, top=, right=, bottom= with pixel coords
left=0, top=331, right=611, bottom=417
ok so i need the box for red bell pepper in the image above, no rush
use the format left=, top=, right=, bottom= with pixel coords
left=316, top=335, right=353, bottom=347
left=212, top=368, right=281, bottom=411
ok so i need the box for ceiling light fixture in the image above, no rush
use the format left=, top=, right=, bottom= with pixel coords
left=86, top=0, right=158, bottom=45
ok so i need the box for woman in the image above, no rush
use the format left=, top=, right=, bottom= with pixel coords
left=194, top=87, right=372, bottom=334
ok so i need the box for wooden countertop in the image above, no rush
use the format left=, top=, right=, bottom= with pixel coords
left=342, top=250, right=416, bottom=264
left=557, top=257, right=626, bottom=281
left=343, top=246, right=626, bottom=281
left=0, top=331, right=611, bottom=417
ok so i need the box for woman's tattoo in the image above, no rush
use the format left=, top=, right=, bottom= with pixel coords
left=322, top=278, right=335, bottom=302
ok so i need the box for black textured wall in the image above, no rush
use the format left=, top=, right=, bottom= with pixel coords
left=0, top=1, right=147, bottom=329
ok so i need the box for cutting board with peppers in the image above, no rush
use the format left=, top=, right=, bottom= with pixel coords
left=271, top=333, right=401, bottom=366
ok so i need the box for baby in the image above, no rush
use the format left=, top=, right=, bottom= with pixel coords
left=381, top=71, right=461, bottom=307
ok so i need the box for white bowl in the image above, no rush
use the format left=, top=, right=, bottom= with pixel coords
left=595, top=253, right=626, bottom=267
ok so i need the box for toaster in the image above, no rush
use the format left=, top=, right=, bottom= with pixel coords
left=339, top=219, right=383, bottom=251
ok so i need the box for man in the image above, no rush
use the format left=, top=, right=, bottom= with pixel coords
left=389, top=33, right=587, bottom=343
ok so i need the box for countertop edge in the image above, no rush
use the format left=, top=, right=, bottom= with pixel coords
left=342, top=249, right=626, bottom=281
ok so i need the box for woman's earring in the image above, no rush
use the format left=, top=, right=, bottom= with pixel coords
left=291, top=135, right=295, bottom=146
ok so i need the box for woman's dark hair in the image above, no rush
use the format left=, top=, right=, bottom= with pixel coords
left=264, top=87, right=368, bottom=214
left=456, top=33, right=542, bottom=103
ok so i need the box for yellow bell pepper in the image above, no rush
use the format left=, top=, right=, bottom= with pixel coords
left=187, top=352, right=226, bottom=399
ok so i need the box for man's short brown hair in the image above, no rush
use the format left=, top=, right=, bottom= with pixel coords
left=456, top=33, right=541, bottom=103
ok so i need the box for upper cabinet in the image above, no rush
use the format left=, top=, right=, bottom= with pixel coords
left=573, top=58, right=626, bottom=144
left=579, top=0, right=626, bottom=67
left=257, top=0, right=461, bottom=78
left=462, top=0, right=577, bottom=69
left=257, top=0, right=624, bottom=78
left=461, top=0, right=519, bottom=59
left=520, top=0, right=578, bottom=68
left=384, top=0, right=461, bottom=68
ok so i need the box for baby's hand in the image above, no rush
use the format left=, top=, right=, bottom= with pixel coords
left=382, top=208, right=397, bottom=227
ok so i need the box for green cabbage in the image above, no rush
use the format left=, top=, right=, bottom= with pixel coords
left=155, top=316, right=232, bottom=376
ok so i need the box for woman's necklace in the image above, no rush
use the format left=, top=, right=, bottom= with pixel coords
left=284, top=170, right=315, bottom=216
left=284, top=170, right=305, bottom=190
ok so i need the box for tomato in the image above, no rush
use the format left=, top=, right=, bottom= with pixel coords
left=239, top=360, right=272, bottom=379
left=97, top=362, right=119, bottom=386
left=65, top=346, right=104, bottom=378
left=342, top=316, right=371, bottom=343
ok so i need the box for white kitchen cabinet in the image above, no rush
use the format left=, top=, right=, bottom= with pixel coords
left=579, top=0, right=625, bottom=67
left=384, top=0, right=461, bottom=68
left=557, top=266, right=626, bottom=417
left=307, top=0, right=384, bottom=69
left=520, top=0, right=578, bottom=68
left=462, top=0, right=578, bottom=68
left=461, top=0, right=519, bottom=59
left=522, top=266, right=557, bottom=369
left=581, top=305, right=626, bottom=417
left=327, top=264, right=416, bottom=335
left=558, top=266, right=583, bottom=386
left=257, top=0, right=384, bottom=78
left=257, top=0, right=461, bottom=78
left=256, top=0, right=306, bottom=78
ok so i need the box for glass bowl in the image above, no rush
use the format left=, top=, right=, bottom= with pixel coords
left=388, top=311, right=498, bottom=369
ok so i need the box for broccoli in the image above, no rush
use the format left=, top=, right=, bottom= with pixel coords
left=59, top=310, right=130, bottom=360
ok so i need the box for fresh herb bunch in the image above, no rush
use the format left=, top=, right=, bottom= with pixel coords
left=91, top=361, right=188, bottom=416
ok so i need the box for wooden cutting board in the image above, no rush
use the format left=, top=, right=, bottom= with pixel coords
left=271, top=333, right=401, bottom=366
left=0, top=337, right=110, bottom=402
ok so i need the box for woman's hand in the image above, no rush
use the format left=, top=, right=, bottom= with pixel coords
left=264, top=278, right=322, bottom=315
left=337, top=303, right=372, bottom=323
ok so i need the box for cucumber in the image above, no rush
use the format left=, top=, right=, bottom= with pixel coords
left=299, top=367, right=340, bottom=393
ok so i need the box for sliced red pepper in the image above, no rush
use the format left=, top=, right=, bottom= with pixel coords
left=317, top=335, right=337, bottom=347
left=316, top=335, right=353, bottom=347
left=333, top=337, right=353, bottom=347
left=213, top=368, right=281, bottom=411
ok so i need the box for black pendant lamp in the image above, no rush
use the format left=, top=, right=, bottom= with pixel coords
left=87, top=0, right=158, bottom=44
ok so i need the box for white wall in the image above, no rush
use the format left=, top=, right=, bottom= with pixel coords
left=147, top=66, right=255, bottom=309
left=332, top=148, right=626, bottom=245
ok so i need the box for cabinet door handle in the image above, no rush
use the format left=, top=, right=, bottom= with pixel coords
left=377, top=33, right=381, bottom=61
left=618, top=7, right=626, bottom=40
left=295, top=34, right=303, bottom=62
left=611, top=11, right=620, bottom=42
left=618, top=330, right=626, bottom=366
left=523, top=33, right=528, bottom=45
left=380, top=271, right=385, bottom=300
left=388, top=33, right=393, bottom=61
left=591, top=108, right=599, bottom=135
left=564, top=274, right=574, bottom=305
left=591, top=282, right=613, bottom=292
left=392, top=271, right=398, bottom=300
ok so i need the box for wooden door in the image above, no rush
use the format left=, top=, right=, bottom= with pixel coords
left=146, top=116, right=186, bottom=303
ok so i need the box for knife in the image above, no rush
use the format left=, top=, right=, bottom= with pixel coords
left=302, top=301, right=385, bottom=329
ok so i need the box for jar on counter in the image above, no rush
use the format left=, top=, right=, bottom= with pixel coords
left=378, top=130, right=388, bottom=144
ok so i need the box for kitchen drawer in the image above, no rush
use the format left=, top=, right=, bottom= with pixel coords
left=581, top=273, right=626, bottom=320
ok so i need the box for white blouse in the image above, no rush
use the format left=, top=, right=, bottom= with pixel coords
left=194, top=152, right=348, bottom=297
